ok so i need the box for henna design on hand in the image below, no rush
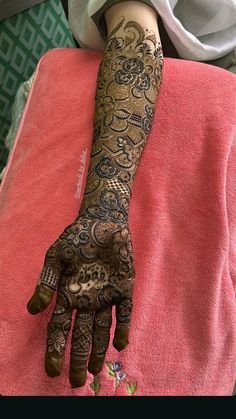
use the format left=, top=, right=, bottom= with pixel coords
left=27, top=18, right=163, bottom=388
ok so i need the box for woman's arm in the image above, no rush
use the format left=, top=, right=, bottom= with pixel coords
left=27, top=1, right=164, bottom=388
left=79, top=1, right=163, bottom=216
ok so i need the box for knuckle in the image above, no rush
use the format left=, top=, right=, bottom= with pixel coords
left=45, top=242, right=60, bottom=260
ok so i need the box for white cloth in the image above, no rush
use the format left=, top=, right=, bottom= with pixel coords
left=68, top=0, right=236, bottom=61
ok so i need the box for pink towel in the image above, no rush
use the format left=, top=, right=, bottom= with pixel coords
left=0, top=49, right=236, bottom=396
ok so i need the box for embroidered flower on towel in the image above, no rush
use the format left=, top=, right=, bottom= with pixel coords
left=116, top=371, right=126, bottom=381
left=106, top=360, right=137, bottom=395
left=111, top=361, right=122, bottom=372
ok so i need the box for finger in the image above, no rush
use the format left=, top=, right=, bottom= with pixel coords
left=27, top=243, right=63, bottom=315
left=113, top=297, right=133, bottom=351
left=27, top=284, right=54, bottom=315
left=45, top=295, right=72, bottom=377
left=88, top=307, right=112, bottom=375
left=69, top=311, right=94, bottom=388
left=27, top=266, right=60, bottom=315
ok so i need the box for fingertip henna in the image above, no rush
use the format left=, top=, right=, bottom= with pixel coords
left=27, top=285, right=54, bottom=315
left=113, top=328, right=130, bottom=352
left=45, top=352, right=63, bottom=377
left=87, top=354, right=105, bottom=375
left=69, top=368, right=87, bottom=388
left=31, top=17, right=163, bottom=388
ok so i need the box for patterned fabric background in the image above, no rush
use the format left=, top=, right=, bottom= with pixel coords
left=0, top=0, right=76, bottom=172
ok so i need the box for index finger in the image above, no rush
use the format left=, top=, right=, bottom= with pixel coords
left=27, top=243, right=63, bottom=314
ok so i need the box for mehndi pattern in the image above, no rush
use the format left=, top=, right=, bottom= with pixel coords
left=27, top=18, right=163, bottom=388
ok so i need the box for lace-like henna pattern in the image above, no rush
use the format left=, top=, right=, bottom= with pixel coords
left=47, top=313, right=72, bottom=354
left=70, top=312, right=94, bottom=373
left=79, top=20, right=163, bottom=217
left=38, top=266, right=60, bottom=291
left=29, top=18, right=163, bottom=387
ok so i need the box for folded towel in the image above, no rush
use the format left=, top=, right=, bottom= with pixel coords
left=0, top=48, right=236, bottom=396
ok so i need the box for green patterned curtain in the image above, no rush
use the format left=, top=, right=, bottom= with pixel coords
left=0, top=0, right=76, bottom=172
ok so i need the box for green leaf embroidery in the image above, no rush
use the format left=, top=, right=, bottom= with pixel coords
left=106, top=362, right=116, bottom=377
left=90, top=375, right=101, bottom=395
left=126, top=382, right=132, bottom=395
left=106, top=362, right=113, bottom=371
left=115, top=380, right=120, bottom=391
left=106, top=361, right=138, bottom=395
left=126, top=381, right=137, bottom=395
left=90, top=382, right=95, bottom=391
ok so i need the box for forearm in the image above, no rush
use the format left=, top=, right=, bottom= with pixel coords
left=27, top=5, right=164, bottom=385
left=79, top=3, right=163, bottom=221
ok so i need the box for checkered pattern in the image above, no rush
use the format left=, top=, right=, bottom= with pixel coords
left=38, top=266, right=59, bottom=291
left=107, top=178, right=130, bottom=196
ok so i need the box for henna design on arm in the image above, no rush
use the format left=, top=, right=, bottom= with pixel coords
left=27, top=18, right=163, bottom=388
left=79, top=19, right=163, bottom=219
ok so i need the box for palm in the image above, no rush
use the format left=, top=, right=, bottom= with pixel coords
left=27, top=216, right=135, bottom=387
left=55, top=216, right=134, bottom=310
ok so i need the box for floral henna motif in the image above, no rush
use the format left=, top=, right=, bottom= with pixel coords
left=47, top=314, right=72, bottom=354
left=28, top=18, right=163, bottom=387
left=79, top=19, right=163, bottom=223
left=43, top=218, right=135, bottom=375
left=94, top=156, right=119, bottom=179
left=46, top=218, right=134, bottom=304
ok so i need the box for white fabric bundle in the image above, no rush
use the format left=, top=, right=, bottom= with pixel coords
left=68, top=0, right=236, bottom=61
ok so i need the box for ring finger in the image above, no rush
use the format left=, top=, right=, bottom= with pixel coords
left=88, top=306, right=112, bottom=375
left=69, top=311, right=94, bottom=388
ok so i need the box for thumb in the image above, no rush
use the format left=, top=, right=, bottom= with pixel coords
left=27, top=243, right=63, bottom=315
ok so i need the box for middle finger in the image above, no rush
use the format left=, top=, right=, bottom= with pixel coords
left=69, top=311, right=94, bottom=388
left=88, top=306, right=112, bottom=375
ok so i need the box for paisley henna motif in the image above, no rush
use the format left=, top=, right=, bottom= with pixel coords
left=27, top=18, right=163, bottom=388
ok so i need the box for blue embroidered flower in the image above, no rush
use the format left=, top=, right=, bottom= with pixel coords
left=112, top=361, right=122, bottom=372
left=116, top=371, right=126, bottom=381
left=106, top=361, right=138, bottom=395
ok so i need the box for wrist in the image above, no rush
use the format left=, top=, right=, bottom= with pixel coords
left=79, top=183, right=130, bottom=224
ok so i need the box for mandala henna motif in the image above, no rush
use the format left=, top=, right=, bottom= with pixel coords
left=29, top=18, right=163, bottom=387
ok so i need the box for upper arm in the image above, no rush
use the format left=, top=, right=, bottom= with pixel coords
left=104, top=1, right=161, bottom=43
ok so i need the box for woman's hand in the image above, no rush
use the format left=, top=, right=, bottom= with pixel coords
left=27, top=3, right=163, bottom=389
left=27, top=214, right=135, bottom=388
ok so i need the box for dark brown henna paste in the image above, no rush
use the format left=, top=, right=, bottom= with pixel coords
left=32, top=18, right=163, bottom=387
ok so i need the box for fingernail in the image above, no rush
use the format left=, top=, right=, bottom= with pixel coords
left=113, top=329, right=129, bottom=351
left=27, top=285, right=53, bottom=315
left=45, top=353, right=63, bottom=377
left=88, top=354, right=104, bottom=375
left=69, top=368, right=87, bottom=388
left=27, top=299, right=40, bottom=315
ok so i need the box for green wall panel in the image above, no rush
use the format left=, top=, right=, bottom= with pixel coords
left=0, top=0, right=76, bottom=172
